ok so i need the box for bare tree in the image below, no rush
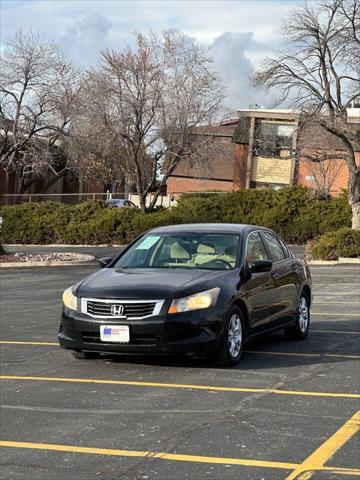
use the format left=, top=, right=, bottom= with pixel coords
left=70, top=71, right=135, bottom=191
left=79, top=31, right=225, bottom=212
left=252, top=0, right=360, bottom=228
left=302, top=149, right=346, bottom=198
left=0, top=31, right=81, bottom=193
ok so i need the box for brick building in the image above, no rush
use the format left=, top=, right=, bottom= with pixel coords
left=0, top=168, right=105, bottom=204
left=296, top=110, right=360, bottom=195
left=167, top=108, right=360, bottom=196
left=166, top=120, right=247, bottom=193
left=2, top=108, right=359, bottom=202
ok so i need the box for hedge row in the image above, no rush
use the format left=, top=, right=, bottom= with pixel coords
left=309, top=227, right=360, bottom=260
left=0, top=187, right=352, bottom=245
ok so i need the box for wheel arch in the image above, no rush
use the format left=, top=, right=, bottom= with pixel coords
left=231, top=298, right=250, bottom=338
left=301, top=283, right=312, bottom=307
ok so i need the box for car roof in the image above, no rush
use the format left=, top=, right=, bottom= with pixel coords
left=149, top=223, right=273, bottom=235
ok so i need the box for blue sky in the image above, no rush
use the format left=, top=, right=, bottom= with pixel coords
left=1, top=0, right=305, bottom=108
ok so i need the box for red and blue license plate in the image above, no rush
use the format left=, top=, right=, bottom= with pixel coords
left=100, top=325, right=129, bottom=343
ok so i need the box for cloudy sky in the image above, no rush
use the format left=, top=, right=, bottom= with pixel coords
left=1, top=0, right=306, bottom=108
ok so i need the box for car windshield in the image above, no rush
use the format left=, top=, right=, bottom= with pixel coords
left=114, top=233, right=240, bottom=270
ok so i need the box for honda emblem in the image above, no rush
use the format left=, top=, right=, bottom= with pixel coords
left=111, top=304, right=124, bottom=316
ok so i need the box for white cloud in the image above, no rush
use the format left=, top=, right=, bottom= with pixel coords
left=210, top=32, right=272, bottom=108
left=1, top=0, right=300, bottom=107
left=61, top=14, right=112, bottom=66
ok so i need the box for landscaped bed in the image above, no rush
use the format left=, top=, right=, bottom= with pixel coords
left=0, top=252, right=95, bottom=266
left=307, top=227, right=360, bottom=261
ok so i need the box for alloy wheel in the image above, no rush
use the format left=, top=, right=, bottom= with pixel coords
left=298, top=296, right=309, bottom=333
left=228, top=314, right=243, bottom=358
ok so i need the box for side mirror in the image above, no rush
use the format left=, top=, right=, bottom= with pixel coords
left=250, top=259, right=272, bottom=273
left=97, top=257, right=113, bottom=268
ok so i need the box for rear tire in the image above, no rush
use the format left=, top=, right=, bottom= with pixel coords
left=72, top=351, right=100, bottom=360
left=284, top=292, right=310, bottom=340
left=213, top=306, right=245, bottom=367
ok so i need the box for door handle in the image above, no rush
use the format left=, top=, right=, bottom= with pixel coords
left=271, top=271, right=279, bottom=279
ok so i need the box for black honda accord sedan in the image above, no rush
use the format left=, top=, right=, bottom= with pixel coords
left=59, top=224, right=312, bottom=366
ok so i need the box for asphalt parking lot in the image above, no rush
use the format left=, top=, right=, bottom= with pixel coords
left=0, top=257, right=359, bottom=480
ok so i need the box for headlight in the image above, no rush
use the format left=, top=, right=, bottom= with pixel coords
left=168, top=288, right=220, bottom=314
left=62, top=287, right=78, bottom=311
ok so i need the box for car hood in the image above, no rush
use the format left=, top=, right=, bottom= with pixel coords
left=76, top=267, right=227, bottom=299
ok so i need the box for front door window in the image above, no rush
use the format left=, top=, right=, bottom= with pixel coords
left=246, top=232, right=268, bottom=264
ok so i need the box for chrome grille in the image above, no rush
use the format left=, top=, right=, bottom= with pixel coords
left=81, top=298, right=164, bottom=319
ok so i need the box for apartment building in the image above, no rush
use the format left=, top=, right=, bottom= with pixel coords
left=167, top=108, right=360, bottom=195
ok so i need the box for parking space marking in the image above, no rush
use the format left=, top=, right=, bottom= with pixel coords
left=314, top=285, right=359, bottom=287
left=312, top=275, right=360, bottom=277
left=0, top=440, right=359, bottom=477
left=313, top=280, right=359, bottom=282
left=0, top=440, right=298, bottom=470
left=1, top=341, right=359, bottom=360
left=285, top=410, right=360, bottom=480
left=311, top=329, right=360, bottom=335
left=1, top=375, right=359, bottom=399
left=247, top=351, right=360, bottom=360
left=314, top=292, right=360, bottom=295
left=311, top=313, right=360, bottom=316
left=313, top=301, right=359, bottom=305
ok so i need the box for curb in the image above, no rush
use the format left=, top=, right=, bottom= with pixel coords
left=308, top=258, right=360, bottom=265
left=0, top=254, right=96, bottom=268
left=308, top=260, right=338, bottom=265
left=338, top=257, right=360, bottom=264
left=0, top=261, right=97, bottom=268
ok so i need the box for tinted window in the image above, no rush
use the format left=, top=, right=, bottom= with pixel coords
left=246, top=232, right=268, bottom=263
left=261, top=232, right=286, bottom=262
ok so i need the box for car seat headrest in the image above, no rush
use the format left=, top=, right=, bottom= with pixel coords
left=197, top=243, right=215, bottom=254
left=170, top=242, right=191, bottom=260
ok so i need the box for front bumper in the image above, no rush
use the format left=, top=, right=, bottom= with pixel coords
left=58, top=305, right=226, bottom=355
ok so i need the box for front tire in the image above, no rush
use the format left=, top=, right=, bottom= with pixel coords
left=72, top=351, right=100, bottom=360
left=284, top=292, right=310, bottom=340
left=214, top=307, right=244, bottom=366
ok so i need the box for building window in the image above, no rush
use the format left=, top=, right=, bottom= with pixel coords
left=22, top=164, right=33, bottom=178
left=253, top=120, right=295, bottom=158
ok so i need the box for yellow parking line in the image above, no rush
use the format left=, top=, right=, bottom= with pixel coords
left=247, top=351, right=360, bottom=360
left=1, top=341, right=358, bottom=360
left=0, top=440, right=359, bottom=476
left=285, top=410, right=360, bottom=480
left=1, top=375, right=359, bottom=399
left=0, top=341, right=57, bottom=346
left=311, top=329, right=360, bottom=335
left=0, top=440, right=298, bottom=470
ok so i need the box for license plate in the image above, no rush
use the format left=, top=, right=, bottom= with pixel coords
left=100, top=325, right=129, bottom=343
